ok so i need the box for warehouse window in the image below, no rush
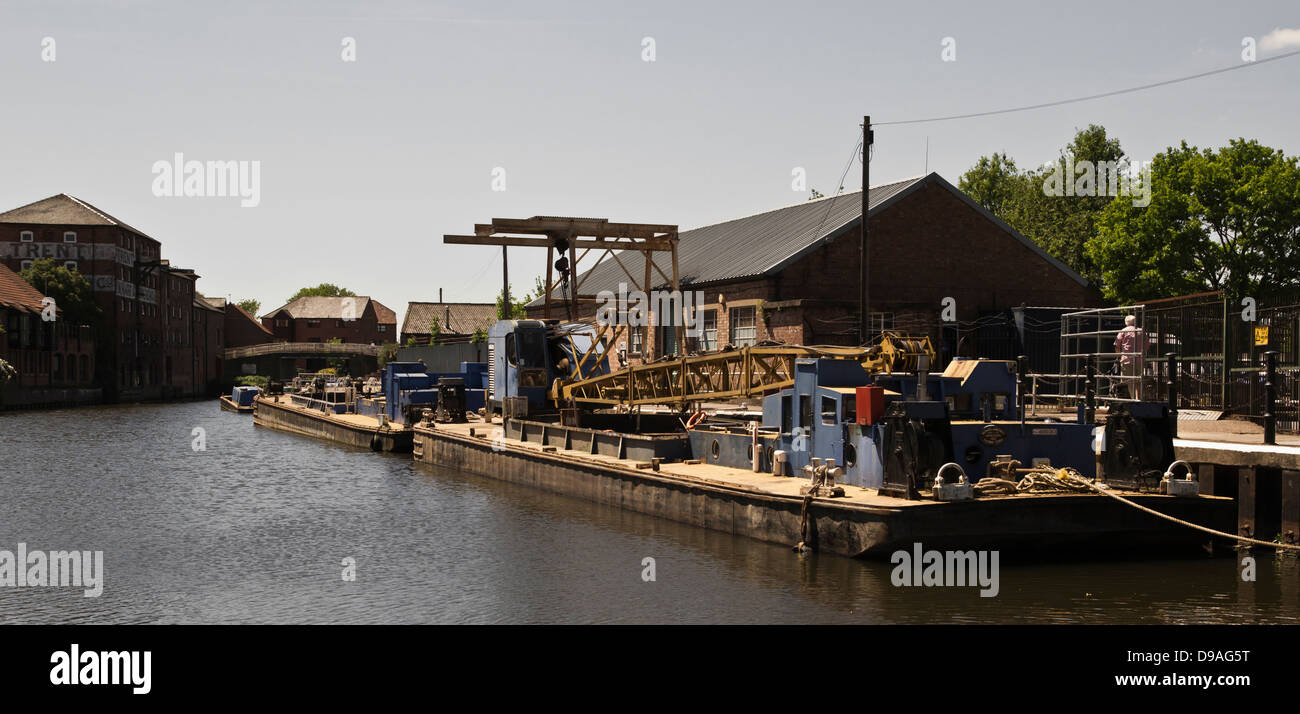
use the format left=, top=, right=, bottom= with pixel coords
left=698, top=308, right=718, bottom=351
left=21, top=260, right=32, bottom=271
left=63, top=231, right=77, bottom=243
left=870, top=312, right=894, bottom=334
left=64, top=261, right=77, bottom=271
left=20, top=231, right=33, bottom=242
left=730, top=306, right=756, bottom=347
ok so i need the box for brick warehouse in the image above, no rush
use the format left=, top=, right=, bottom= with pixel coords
left=527, top=173, right=1105, bottom=365
left=0, top=194, right=222, bottom=402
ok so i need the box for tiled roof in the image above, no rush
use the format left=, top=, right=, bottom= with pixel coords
left=262, top=296, right=396, bottom=324
left=401, top=302, right=498, bottom=336
left=0, top=262, right=48, bottom=314
left=0, top=193, right=157, bottom=241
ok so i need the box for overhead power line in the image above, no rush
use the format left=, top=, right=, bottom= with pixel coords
left=876, top=48, right=1300, bottom=126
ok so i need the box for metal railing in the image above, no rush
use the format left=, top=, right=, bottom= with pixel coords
left=224, top=342, right=381, bottom=360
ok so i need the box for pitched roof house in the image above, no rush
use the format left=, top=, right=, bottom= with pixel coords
left=260, top=296, right=397, bottom=344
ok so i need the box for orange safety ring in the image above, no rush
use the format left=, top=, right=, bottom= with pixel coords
left=685, top=410, right=707, bottom=430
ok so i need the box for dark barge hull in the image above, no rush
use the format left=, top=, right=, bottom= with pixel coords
left=253, top=395, right=413, bottom=452
left=412, top=422, right=1235, bottom=558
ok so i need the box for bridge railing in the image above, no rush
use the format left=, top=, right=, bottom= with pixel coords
left=223, top=342, right=381, bottom=360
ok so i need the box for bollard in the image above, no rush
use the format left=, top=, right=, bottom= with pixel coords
left=1165, top=352, right=1179, bottom=439
left=1264, top=350, right=1279, bottom=446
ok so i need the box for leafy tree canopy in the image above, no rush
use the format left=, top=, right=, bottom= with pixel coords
left=19, top=258, right=100, bottom=325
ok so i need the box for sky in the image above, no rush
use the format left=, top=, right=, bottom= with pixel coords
left=1, top=0, right=1297, bottom=329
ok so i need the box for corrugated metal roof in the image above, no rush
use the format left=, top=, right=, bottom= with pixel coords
left=529, top=172, right=1087, bottom=306
left=530, top=175, right=925, bottom=305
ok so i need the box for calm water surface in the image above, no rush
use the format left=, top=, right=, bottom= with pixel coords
left=1, top=401, right=1296, bottom=624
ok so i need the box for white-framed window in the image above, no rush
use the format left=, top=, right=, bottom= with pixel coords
left=698, top=308, right=718, bottom=352
left=378, top=324, right=387, bottom=332
left=729, top=306, right=757, bottom=347
left=63, top=231, right=77, bottom=243
left=870, top=312, right=894, bottom=334
left=19, top=231, right=33, bottom=242
left=20, top=260, right=32, bottom=271
left=64, top=261, right=77, bottom=271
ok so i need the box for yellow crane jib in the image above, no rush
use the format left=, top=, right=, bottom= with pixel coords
left=555, top=332, right=936, bottom=408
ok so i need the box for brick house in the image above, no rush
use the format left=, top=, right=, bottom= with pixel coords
left=0, top=193, right=219, bottom=401
left=0, top=262, right=98, bottom=406
left=527, top=173, right=1104, bottom=365
left=215, top=298, right=276, bottom=348
left=400, top=301, right=497, bottom=344
left=260, top=296, right=397, bottom=344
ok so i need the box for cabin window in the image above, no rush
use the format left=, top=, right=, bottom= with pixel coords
left=822, top=396, right=837, bottom=425
left=781, top=395, right=792, bottom=433
left=730, top=306, right=756, bottom=347
left=518, top=329, right=546, bottom=367
left=799, top=394, right=813, bottom=430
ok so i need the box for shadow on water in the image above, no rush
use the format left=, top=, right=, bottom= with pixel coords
left=1, top=401, right=1295, bottom=624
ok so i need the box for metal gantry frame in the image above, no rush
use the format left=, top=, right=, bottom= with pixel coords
left=443, top=216, right=681, bottom=361
left=1058, top=304, right=1148, bottom=403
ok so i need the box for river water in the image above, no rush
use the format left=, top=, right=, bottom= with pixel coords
left=1, top=401, right=1296, bottom=624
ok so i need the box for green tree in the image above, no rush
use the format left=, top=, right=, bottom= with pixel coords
left=959, top=124, right=1127, bottom=285
left=495, top=276, right=546, bottom=320
left=19, top=258, right=100, bottom=325
left=471, top=328, right=487, bottom=343
left=236, top=298, right=260, bottom=316
left=958, top=151, right=1021, bottom=218
left=287, top=283, right=356, bottom=302
left=1089, top=139, right=1300, bottom=304
left=429, top=316, right=442, bottom=344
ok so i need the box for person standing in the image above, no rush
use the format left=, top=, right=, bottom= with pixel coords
left=1113, top=315, right=1147, bottom=398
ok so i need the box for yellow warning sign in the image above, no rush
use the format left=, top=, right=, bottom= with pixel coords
left=1254, top=325, right=1270, bottom=346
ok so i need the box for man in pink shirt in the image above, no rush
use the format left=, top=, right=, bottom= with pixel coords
left=1113, top=315, right=1147, bottom=398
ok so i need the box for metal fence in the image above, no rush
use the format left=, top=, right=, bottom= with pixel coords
left=1052, top=294, right=1300, bottom=434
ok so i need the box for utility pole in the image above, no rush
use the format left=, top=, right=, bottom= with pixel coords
left=860, top=116, right=873, bottom=345
left=502, top=245, right=509, bottom=320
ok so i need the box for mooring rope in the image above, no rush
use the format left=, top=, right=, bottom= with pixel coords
left=1018, top=466, right=1300, bottom=552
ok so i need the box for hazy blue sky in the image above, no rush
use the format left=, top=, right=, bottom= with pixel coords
left=2, top=0, right=1297, bottom=327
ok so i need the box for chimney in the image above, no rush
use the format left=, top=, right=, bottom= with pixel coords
left=439, top=288, right=443, bottom=302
